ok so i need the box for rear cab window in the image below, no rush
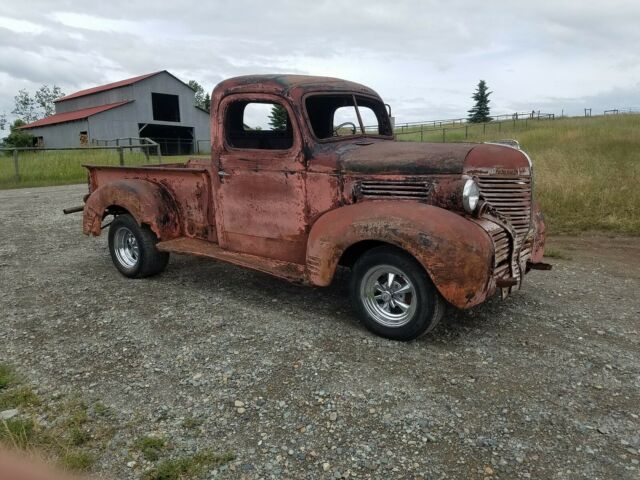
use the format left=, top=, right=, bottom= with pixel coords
left=224, top=101, right=294, bottom=150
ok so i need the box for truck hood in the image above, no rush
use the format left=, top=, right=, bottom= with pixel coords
left=338, top=141, right=476, bottom=175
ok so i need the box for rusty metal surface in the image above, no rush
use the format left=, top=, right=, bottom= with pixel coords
left=306, top=201, right=494, bottom=309
left=78, top=74, right=547, bottom=311
left=157, top=237, right=305, bottom=282
left=83, top=162, right=214, bottom=241
left=339, top=142, right=475, bottom=175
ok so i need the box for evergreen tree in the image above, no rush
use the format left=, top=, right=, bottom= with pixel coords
left=268, top=104, right=288, bottom=131
left=467, top=80, right=492, bottom=123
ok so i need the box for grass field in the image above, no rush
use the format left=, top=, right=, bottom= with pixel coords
left=1, top=114, right=638, bottom=234
left=0, top=148, right=197, bottom=189
left=397, top=114, right=640, bottom=234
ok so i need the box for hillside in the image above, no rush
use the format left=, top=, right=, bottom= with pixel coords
left=400, top=114, right=640, bottom=234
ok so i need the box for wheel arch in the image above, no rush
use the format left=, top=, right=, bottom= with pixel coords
left=82, top=179, right=181, bottom=240
left=306, top=201, right=495, bottom=309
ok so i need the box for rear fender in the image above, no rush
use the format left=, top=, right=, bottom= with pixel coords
left=82, top=179, right=180, bottom=239
left=306, top=201, right=494, bottom=308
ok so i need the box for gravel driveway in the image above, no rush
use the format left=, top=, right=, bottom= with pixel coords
left=1, top=184, right=639, bottom=479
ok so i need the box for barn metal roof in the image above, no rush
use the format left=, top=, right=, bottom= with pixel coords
left=54, top=72, right=162, bottom=103
left=20, top=101, right=132, bottom=129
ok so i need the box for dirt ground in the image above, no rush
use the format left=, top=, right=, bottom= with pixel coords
left=1, top=184, right=639, bottom=479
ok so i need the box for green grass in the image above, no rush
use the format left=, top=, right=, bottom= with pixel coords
left=136, top=436, right=166, bottom=461
left=399, top=114, right=640, bottom=234
left=0, top=386, right=41, bottom=409
left=0, top=364, right=235, bottom=477
left=144, top=450, right=235, bottom=480
left=0, top=149, right=195, bottom=189
left=0, top=364, right=17, bottom=390
left=0, top=366, right=101, bottom=472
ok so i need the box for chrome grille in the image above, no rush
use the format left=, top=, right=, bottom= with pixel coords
left=477, top=175, right=532, bottom=247
left=357, top=181, right=430, bottom=200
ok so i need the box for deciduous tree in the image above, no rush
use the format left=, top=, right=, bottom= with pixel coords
left=2, top=119, right=34, bottom=148
left=188, top=80, right=210, bottom=112
left=35, top=85, right=63, bottom=117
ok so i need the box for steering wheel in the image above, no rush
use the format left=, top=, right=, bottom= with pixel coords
left=333, top=121, right=357, bottom=136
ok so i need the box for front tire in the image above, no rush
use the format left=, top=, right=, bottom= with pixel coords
left=350, top=246, right=444, bottom=341
left=108, top=214, right=169, bottom=278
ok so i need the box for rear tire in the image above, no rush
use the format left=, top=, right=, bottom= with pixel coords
left=108, top=214, right=169, bottom=278
left=350, top=246, right=444, bottom=341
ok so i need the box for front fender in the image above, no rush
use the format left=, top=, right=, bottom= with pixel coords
left=82, top=179, right=180, bottom=239
left=306, top=201, right=494, bottom=308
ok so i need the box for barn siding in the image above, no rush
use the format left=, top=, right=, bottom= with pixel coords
left=24, top=120, right=89, bottom=149
left=29, top=71, right=211, bottom=153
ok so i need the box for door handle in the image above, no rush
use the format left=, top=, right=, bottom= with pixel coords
left=218, top=170, right=230, bottom=178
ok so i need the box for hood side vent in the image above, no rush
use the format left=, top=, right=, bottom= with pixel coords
left=355, top=180, right=431, bottom=200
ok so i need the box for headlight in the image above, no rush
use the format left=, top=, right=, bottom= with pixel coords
left=462, top=179, right=480, bottom=213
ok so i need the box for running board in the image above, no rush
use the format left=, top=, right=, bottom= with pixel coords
left=156, top=237, right=306, bottom=283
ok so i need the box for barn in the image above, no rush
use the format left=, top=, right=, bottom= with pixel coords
left=20, top=71, right=211, bottom=155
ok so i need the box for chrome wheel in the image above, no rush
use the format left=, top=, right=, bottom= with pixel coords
left=360, top=264, right=417, bottom=328
left=113, top=226, right=140, bottom=269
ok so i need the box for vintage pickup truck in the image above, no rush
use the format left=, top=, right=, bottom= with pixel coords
left=69, top=75, right=549, bottom=340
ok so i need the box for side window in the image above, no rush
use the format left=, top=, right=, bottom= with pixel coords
left=225, top=100, right=293, bottom=150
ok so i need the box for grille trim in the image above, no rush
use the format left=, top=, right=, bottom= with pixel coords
left=356, top=180, right=431, bottom=200
left=477, top=175, right=532, bottom=247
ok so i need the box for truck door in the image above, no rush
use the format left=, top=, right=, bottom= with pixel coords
left=212, top=94, right=308, bottom=264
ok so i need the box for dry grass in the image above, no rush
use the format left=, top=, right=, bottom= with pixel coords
left=399, top=114, right=640, bottom=234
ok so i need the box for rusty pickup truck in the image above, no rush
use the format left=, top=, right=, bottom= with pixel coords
left=69, top=75, right=549, bottom=340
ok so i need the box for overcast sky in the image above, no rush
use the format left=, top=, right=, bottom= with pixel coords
left=1, top=0, right=639, bottom=125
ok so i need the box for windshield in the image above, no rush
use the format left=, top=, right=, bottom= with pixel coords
left=305, top=94, right=393, bottom=139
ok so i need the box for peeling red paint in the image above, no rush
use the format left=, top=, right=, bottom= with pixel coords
left=77, top=74, right=548, bottom=310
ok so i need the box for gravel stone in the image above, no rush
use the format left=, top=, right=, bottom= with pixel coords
left=0, top=184, right=639, bottom=479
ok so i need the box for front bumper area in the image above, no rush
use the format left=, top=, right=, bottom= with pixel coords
left=473, top=202, right=549, bottom=299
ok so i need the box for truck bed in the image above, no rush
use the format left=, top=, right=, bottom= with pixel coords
left=85, top=160, right=216, bottom=241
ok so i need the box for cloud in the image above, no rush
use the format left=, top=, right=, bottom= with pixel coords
left=0, top=0, right=639, bottom=121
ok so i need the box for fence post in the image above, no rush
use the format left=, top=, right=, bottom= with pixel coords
left=499, top=121, right=502, bottom=132
left=420, top=125, right=424, bottom=142
left=13, top=149, right=19, bottom=182
left=118, top=147, right=124, bottom=166
left=442, top=128, right=446, bottom=143
left=143, top=144, right=150, bottom=163
left=483, top=123, right=486, bottom=135
left=465, top=125, right=468, bottom=139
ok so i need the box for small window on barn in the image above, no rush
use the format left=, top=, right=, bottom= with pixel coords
left=152, top=93, right=180, bottom=122
left=79, top=131, right=88, bottom=146
left=224, top=101, right=293, bottom=150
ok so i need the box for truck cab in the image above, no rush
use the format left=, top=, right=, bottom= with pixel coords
left=77, top=74, right=548, bottom=341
